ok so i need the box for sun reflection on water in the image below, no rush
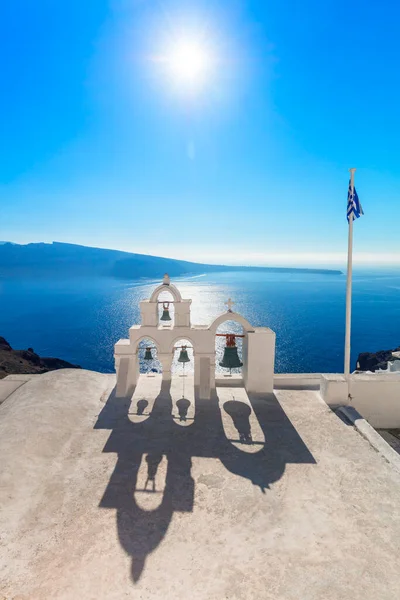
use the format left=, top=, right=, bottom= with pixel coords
left=3, top=271, right=397, bottom=375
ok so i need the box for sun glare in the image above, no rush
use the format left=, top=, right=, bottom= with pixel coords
left=162, top=39, right=212, bottom=89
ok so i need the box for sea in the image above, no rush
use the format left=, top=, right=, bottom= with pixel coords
left=0, top=270, right=399, bottom=374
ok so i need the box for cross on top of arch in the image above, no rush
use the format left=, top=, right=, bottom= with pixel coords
left=226, top=298, right=235, bottom=312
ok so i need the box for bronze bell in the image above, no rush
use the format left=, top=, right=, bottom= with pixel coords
left=144, top=347, right=153, bottom=360
left=219, top=334, right=243, bottom=370
left=160, top=301, right=171, bottom=321
left=178, top=346, right=190, bottom=363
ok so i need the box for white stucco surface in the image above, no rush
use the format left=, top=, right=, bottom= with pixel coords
left=321, top=372, right=400, bottom=427
left=0, top=377, right=27, bottom=404
left=2, top=369, right=400, bottom=599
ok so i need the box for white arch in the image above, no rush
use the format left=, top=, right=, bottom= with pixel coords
left=149, top=283, right=182, bottom=303
left=209, top=312, right=255, bottom=335
left=133, top=335, right=161, bottom=354
left=168, top=335, right=197, bottom=354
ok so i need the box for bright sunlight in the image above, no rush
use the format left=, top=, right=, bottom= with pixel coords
left=160, top=38, right=212, bottom=90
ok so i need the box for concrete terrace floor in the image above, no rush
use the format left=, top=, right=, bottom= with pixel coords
left=1, top=370, right=400, bottom=599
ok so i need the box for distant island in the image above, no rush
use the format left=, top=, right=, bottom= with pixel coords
left=0, top=242, right=343, bottom=279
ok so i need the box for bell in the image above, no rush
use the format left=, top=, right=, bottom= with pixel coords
left=144, top=347, right=153, bottom=361
left=219, top=334, right=243, bottom=370
left=160, top=301, right=171, bottom=321
left=178, top=346, right=190, bottom=363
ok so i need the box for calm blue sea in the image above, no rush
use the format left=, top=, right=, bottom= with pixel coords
left=0, top=270, right=399, bottom=374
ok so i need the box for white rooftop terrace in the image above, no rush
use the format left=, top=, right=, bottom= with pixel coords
left=1, top=368, right=400, bottom=599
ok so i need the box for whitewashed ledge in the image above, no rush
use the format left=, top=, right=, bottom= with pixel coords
left=320, top=372, right=400, bottom=428
left=272, top=372, right=400, bottom=430
left=273, top=373, right=321, bottom=390
left=219, top=373, right=324, bottom=390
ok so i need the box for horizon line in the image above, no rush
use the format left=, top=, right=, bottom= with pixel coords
left=2, top=240, right=400, bottom=270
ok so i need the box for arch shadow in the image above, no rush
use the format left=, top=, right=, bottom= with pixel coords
left=94, top=382, right=316, bottom=583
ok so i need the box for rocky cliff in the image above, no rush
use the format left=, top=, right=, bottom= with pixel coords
left=357, top=347, right=400, bottom=372
left=0, top=337, right=81, bottom=379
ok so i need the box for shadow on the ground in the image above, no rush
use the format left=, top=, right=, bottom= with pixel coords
left=136, top=399, right=148, bottom=415
left=176, top=397, right=191, bottom=421
left=223, top=400, right=253, bottom=443
left=95, top=380, right=315, bottom=583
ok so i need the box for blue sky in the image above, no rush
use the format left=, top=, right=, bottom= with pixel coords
left=1, top=0, right=400, bottom=267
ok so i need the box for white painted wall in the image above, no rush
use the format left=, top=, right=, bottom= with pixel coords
left=320, top=374, right=348, bottom=407
left=348, top=374, right=400, bottom=428
left=244, top=329, right=275, bottom=393
left=320, top=373, right=400, bottom=428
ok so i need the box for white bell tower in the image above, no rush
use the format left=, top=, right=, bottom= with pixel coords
left=114, top=275, right=276, bottom=399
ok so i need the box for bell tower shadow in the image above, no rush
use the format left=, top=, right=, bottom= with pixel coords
left=223, top=400, right=252, bottom=443
left=95, top=381, right=316, bottom=582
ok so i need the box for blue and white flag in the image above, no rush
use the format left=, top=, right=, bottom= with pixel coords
left=347, top=180, right=364, bottom=222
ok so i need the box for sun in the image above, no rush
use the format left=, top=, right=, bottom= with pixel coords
left=164, top=39, right=211, bottom=87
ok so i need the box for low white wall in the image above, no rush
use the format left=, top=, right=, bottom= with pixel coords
left=348, top=374, right=400, bottom=429
left=321, top=373, right=400, bottom=429
left=320, top=374, right=348, bottom=406
left=274, top=373, right=321, bottom=389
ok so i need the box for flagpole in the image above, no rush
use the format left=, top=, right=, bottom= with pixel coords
left=344, top=167, right=356, bottom=377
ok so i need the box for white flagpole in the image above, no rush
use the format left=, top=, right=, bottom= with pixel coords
left=344, top=167, right=356, bottom=376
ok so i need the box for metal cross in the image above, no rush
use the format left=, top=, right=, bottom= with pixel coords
left=226, top=298, right=235, bottom=312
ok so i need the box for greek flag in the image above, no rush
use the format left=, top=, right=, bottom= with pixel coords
left=347, top=180, right=364, bottom=222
